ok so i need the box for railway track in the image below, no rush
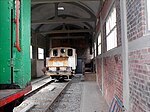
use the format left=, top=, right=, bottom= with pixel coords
left=13, top=78, right=71, bottom=112
left=48, top=76, right=83, bottom=112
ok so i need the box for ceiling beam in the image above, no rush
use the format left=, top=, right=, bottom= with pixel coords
left=32, top=18, right=96, bottom=25
left=37, top=29, right=94, bottom=34
left=32, top=0, right=99, bottom=4
left=34, top=14, right=93, bottom=31
left=49, top=36, right=85, bottom=39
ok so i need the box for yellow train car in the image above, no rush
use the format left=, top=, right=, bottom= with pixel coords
left=46, top=47, right=77, bottom=80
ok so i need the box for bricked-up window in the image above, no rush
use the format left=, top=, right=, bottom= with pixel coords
left=106, top=7, right=117, bottom=51
left=147, top=0, right=150, bottom=30
left=38, top=48, right=44, bottom=59
left=98, top=33, right=101, bottom=55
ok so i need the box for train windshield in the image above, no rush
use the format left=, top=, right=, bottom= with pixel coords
left=53, top=49, right=58, bottom=56
left=68, top=49, right=73, bottom=56
left=60, top=48, right=66, bottom=54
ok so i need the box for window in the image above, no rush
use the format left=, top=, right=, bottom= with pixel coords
left=94, top=42, right=97, bottom=57
left=68, top=49, right=73, bottom=56
left=91, top=47, right=94, bottom=59
left=98, top=33, right=102, bottom=55
left=53, top=49, right=58, bottom=56
left=38, top=48, right=44, bottom=59
left=106, top=6, right=117, bottom=51
left=147, top=0, right=150, bottom=30
left=60, top=48, right=66, bottom=54
left=30, top=45, right=32, bottom=59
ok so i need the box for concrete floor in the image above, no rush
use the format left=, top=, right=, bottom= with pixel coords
left=80, top=73, right=109, bottom=112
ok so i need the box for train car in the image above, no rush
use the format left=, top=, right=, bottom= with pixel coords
left=46, top=47, right=77, bottom=80
left=0, top=0, right=31, bottom=111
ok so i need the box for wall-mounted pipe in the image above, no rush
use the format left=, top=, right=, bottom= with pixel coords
left=16, top=0, right=21, bottom=52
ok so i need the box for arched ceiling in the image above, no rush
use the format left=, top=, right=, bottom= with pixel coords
left=31, top=0, right=101, bottom=39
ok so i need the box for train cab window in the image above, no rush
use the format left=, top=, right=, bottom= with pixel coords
left=53, top=49, right=58, bottom=56
left=68, top=49, right=73, bottom=56
left=60, top=48, right=66, bottom=54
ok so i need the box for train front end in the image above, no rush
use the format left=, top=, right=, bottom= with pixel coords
left=46, top=47, right=77, bottom=80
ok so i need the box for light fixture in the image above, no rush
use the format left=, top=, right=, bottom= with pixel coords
left=58, top=7, right=64, bottom=10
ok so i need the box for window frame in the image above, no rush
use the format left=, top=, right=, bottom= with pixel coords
left=146, top=0, right=150, bottom=31
left=68, top=49, right=73, bottom=56
left=94, top=41, right=97, bottom=57
left=38, top=48, right=44, bottom=59
left=98, top=32, right=102, bottom=55
left=106, top=5, right=117, bottom=51
left=53, top=49, right=58, bottom=57
left=60, top=48, right=66, bottom=54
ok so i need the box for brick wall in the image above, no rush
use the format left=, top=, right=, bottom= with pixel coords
left=126, top=0, right=146, bottom=42
left=103, top=54, right=123, bottom=105
left=129, top=48, right=150, bottom=112
left=52, top=38, right=89, bottom=58
left=96, top=0, right=123, bottom=107
left=47, top=0, right=149, bottom=110
left=96, top=0, right=150, bottom=111
left=126, top=0, right=150, bottom=111
left=96, top=57, right=102, bottom=90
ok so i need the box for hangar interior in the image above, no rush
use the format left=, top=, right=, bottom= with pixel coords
left=31, top=0, right=99, bottom=78
left=30, top=0, right=150, bottom=111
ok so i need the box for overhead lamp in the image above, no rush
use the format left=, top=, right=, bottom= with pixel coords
left=58, top=7, right=64, bottom=10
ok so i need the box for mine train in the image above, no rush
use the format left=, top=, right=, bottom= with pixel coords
left=46, top=47, right=77, bottom=80
left=0, top=0, right=31, bottom=111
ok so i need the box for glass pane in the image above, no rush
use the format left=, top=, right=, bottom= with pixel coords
left=68, top=49, right=73, bottom=56
left=94, top=42, right=96, bottom=57
left=60, top=48, right=66, bottom=54
left=98, top=33, right=101, bottom=45
left=98, top=44, right=101, bottom=55
left=38, top=48, right=44, bottom=59
left=106, top=6, right=117, bottom=51
left=106, top=7, right=116, bottom=36
left=53, top=49, right=58, bottom=56
left=107, top=28, right=117, bottom=51
left=30, top=46, right=32, bottom=59
left=147, top=0, right=150, bottom=30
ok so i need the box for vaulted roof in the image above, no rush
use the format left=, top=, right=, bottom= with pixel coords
left=31, top=0, right=102, bottom=39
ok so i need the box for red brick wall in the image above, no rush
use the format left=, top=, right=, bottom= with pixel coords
left=103, top=55, right=123, bottom=105
left=52, top=38, right=89, bottom=57
left=96, top=0, right=123, bottom=107
left=129, top=48, right=150, bottom=112
left=96, top=0, right=150, bottom=111
left=96, top=57, right=102, bottom=90
left=126, top=0, right=150, bottom=111
left=126, top=0, right=146, bottom=42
